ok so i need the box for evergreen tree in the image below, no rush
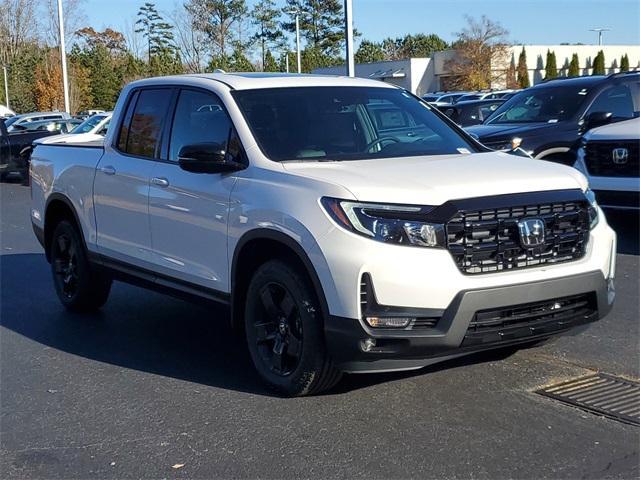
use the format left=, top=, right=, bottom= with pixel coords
left=544, top=49, right=558, bottom=79
left=506, top=56, right=517, bottom=88
left=283, top=0, right=344, bottom=56
left=592, top=50, right=605, bottom=75
left=227, top=48, right=255, bottom=71
left=135, top=2, right=176, bottom=64
left=399, top=33, right=448, bottom=58
left=516, top=46, right=530, bottom=88
left=355, top=40, right=384, bottom=64
left=251, top=0, right=284, bottom=69
left=568, top=53, right=580, bottom=77
left=620, top=54, right=630, bottom=72
left=263, top=50, right=279, bottom=72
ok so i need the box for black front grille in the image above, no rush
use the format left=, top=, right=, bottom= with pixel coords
left=469, top=293, right=596, bottom=333
left=584, top=140, right=639, bottom=177
left=446, top=195, right=590, bottom=274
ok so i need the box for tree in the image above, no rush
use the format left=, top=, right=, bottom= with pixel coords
left=185, top=0, right=247, bottom=58
left=592, top=50, right=605, bottom=75
left=355, top=40, right=384, bottom=64
left=398, top=33, right=447, bottom=58
left=75, top=27, right=127, bottom=53
left=506, top=56, right=517, bottom=89
left=445, top=16, right=510, bottom=90
left=263, top=49, right=278, bottom=72
left=251, top=0, right=283, bottom=69
left=620, top=54, right=630, bottom=72
left=516, top=46, right=530, bottom=88
left=568, top=53, right=580, bottom=77
left=544, top=49, right=558, bottom=79
left=170, top=4, right=208, bottom=73
left=34, top=49, right=64, bottom=111
left=135, top=2, right=176, bottom=64
left=227, top=47, right=255, bottom=71
left=283, top=0, right=344, bottom=56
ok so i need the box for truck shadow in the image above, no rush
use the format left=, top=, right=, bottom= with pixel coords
left=1, top=253, right=528, bottom=397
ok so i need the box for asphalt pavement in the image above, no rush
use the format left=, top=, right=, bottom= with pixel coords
left=1, top=182, right=638, bottom=479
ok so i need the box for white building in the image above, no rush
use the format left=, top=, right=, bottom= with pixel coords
left=314, top=44, right=640, bottom=95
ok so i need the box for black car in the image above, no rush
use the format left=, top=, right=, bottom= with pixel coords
left=439, top=98, right=506, bottom=127
left=0, top=119, right=79, bottom=181
left=466, top=72, right=640, bottom=164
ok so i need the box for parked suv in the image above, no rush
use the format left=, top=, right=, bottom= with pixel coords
left=573, top=117, right=639, bottom=210
left=467, top=72, right=640, bottom=164
left=30, top=73, right=617, bottom=396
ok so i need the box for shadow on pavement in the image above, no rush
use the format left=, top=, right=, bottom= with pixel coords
left=605, top=209, right=639, bottom=256
left=1, top=253, right=523, bottom=397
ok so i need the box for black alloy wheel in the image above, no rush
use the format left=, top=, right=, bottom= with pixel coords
left=253, top=282, right=303, bottom=376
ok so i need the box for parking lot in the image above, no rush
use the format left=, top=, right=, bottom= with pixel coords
left=0, top=181, right=638, bottom=479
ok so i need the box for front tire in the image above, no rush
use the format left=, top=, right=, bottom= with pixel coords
left=50, top=220, right=112, bottom=312
left=244, top=260, right=342, bottom=396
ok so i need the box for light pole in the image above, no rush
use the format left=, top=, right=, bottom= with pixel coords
left=2, top=64, right=9, bottom=110
left=344, top=0, right=354, bottom=77
left=589, top=28, right=611, bottom=46
left=285, top=10, right=302, bottom=73
left=57, top=0, right=70, bottom=113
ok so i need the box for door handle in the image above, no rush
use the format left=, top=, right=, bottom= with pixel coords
left=151, top=177, right=170, bottom=187
left=99, top=165, right=116, bottom=175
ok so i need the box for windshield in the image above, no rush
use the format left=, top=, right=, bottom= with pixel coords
left=486, top=86, right=590, bottom=124
left=4, top=116, right=20, bottom=128
left=233, top=87, right=475, bottom=162
left=71, top=114, right=107, bottom=134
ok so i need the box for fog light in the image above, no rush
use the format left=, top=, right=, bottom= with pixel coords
left=365, top=316, right=412, bottom=328
left=361, top=338, right=376, bottom=352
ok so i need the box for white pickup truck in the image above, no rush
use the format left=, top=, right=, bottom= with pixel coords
left=30, top=73, right=617, bottom=396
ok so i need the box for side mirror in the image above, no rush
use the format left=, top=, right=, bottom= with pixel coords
left=581, top=111, right=612, bottom=133
left=177, top=143, right=243, bottom=174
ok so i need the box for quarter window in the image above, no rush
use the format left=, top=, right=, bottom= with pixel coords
left=587, top=84, right=637, bottom=120
left=168, top=89, right=232, bottom=161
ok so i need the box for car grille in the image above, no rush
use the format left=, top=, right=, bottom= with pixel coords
left=468, top=293, right=596, bottom=333
left=446, top=196, right=590, bottom=274
left=584, top=141, right=639, bottom=177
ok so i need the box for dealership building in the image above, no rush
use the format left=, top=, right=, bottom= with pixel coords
left=314, top=45, right=640, bottom=96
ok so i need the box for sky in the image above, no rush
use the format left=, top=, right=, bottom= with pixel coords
left=82, top=0, right=640, bottom=47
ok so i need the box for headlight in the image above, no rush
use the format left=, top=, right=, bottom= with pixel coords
left=585, top=188, right=599, bottom=229
left=321, top=197, right=445, bottom=247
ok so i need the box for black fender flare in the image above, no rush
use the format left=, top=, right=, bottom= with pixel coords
left=230, top=228, right=331, bottom=327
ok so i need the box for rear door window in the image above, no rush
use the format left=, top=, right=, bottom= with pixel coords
left=120, top=89, right=172, bottom=158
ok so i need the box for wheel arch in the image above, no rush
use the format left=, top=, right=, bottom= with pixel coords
left=43, top=193, right=85, bottom=262
left=230, top=229, right=331, bottom=332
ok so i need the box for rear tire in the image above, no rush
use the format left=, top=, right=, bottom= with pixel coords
left=50, top=220, right=112, bottom=312
left=244, top=260, right=342, bottom=396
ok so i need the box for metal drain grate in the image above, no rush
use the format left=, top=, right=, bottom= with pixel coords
left=537, top=373, right=640, bottom=426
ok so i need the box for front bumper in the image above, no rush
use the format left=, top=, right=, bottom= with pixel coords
left=326, top=270, right=613, bottom=372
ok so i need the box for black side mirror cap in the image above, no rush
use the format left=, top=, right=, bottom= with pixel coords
left=177, top=143, right=244, bottom=174
left=581, top=111, right=613, bottom=133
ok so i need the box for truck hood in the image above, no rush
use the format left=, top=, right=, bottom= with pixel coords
left=465, top=122, right=557, bottom=140
left=282, top=151, right=587, bottom=205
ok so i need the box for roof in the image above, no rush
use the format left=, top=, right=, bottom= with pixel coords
left=130, top=72, right=396, bottom=91
left=534, top=72, right=640, bottom=89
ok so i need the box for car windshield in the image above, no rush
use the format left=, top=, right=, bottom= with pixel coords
left=486, top=86, right=590, bottom=124
left=71, top=115, right=107, bottom=134
left=4, top=116, right=20, bottom=128
left=233, top=87, right=476, bottom=162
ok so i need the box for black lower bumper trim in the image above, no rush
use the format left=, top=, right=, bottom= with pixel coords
left=325, top=270, right=612, bottom=372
